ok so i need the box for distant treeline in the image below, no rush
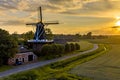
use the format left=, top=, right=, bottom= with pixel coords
left=11, top=30, right=109, bottom=45
left=54, top=32, right=108, bottom=44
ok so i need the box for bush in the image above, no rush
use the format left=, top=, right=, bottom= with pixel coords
left=51, top=44, right=59, bottom=54
left=37, top=43, right=80, bottom=57
left=40, top=44, right=65, bottom=56
left=75, top=43, right=80, bottom=50
left=40, top=44, right=51, bottom=56
left=57, top=44, right=65, bottom=54
left=70, top=43, right=75, bottom=51
left=65, top=43, right=71, bottom=52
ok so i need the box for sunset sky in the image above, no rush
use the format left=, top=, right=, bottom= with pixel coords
left=0, top=0, right=120, bottom=35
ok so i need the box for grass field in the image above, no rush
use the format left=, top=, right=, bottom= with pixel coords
left=1, top=44, right=108, bottom=80
left=70, top=38, right=120, bottom=80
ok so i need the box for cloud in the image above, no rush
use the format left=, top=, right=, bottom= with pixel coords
left=58, top=0, right=118, bottom=16
left=0, top=0, right=120, bottom=35
left=0, top=0, right=117, bottom=23
left=91, top=26, right=120, bottom=35
left=0, top=0, right=120, bottom=13
left=0, top=0, right=18, bottom=10
left=0, top=0, right=119, bottom=16
left=1, top=20, right=25, bottom=26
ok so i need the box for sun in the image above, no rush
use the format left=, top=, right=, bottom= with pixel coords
left=115, top=16, right=120, bottom=26
left=115, top=20, right=120, bottom=26
left=116, top=16, right=120, bottom=20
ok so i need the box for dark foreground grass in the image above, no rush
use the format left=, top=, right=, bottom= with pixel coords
left=0, top=65, right=14, bottom=72
left=1, top=44, right=110, bottom=80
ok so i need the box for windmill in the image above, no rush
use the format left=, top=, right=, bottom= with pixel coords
left=26, top=7, right=59, bottom=43
left=26, top=7, right=59, bottom=51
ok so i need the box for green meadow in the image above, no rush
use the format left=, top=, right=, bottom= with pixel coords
left=70, top=36, right=120, bottom=80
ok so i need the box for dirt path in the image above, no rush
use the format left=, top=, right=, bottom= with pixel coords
left=0, top=44, right=98, bottom=78
left=70, top=44, right=120, bottom=80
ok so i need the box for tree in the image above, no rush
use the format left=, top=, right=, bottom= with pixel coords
left=20, top=31, right=34, bottom=48
left=58, top=44, right=65, bottom=54
left=70, top=43, right=75, bottom=51
left=75, top=43, right=80, bottom=50
left=39, top=44, right=65, bottom=56
left=75, top=33, right=81, bottom=39
left=86, top=32, right=92, bottom=39
left=45, top=28, right=53, bottom=40
left=40, top=44, right=52, bottom=56
left=0, top=29, right=18, bottom=65
left=11, top=32, right=19, bottom=44
left=51, top=44, right=59, bottom=54
left=65, top=43, right=71, bottom=52
left=21, top=31, right=34, bottom=41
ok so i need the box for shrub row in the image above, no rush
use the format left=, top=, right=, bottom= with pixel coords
left=36, top=43, right=80, bottom=57
left=65, top=43, right=80, bottom=52
left=40, top=44, right=65, bottom=56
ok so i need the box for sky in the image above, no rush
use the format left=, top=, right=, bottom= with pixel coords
left=0, top=0, right=120, bottom=35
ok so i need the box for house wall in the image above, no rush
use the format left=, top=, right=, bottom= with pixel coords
left=8, top=52, right=37, bottom=65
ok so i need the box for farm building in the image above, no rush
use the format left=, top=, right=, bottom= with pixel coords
left=8, top=46, right=37, bottom=65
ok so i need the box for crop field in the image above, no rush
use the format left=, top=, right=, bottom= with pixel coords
left=87, top=35, right=120, bottom=44
left=70, top=44, right=120, bottom=80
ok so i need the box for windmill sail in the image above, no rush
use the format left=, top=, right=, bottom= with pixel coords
left=39, top=7, right=42, bottom=22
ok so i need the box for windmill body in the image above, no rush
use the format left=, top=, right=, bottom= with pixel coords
left=27, top=7, right=58, bottom=43
left=26, top=7, right=58, bottom=51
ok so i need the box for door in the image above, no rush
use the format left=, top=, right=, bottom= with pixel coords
left=15, top=59, right=19, bottom=64
left=22, top=58, right=24, bottom=62
left=28, top=55, right=33, bottom=61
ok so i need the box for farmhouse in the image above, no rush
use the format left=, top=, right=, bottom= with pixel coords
left=8, top=46, right=37, bottom=65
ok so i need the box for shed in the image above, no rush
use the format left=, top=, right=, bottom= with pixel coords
left=8, top=45, right=37, bottom=65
